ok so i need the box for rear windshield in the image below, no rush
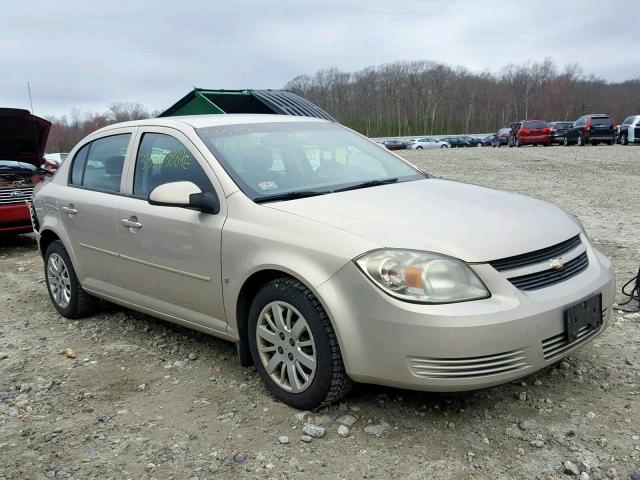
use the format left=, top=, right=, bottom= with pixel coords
left=551, top=122, right=572, bottom=128
left=590, top=117, right=612, bottom=126
left=523, top=121, right=548, bottom=129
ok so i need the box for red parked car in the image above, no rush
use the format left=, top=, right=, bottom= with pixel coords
left=508, top=120, right=552, bottom=147
left=0, top=108, right=51, bottom=234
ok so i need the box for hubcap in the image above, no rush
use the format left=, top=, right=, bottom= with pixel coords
left=256, top=301, right=316, bottom=393
left=47, top=253, right=71, bottom=308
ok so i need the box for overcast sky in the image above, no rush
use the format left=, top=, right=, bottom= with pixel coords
left=1, top=0, right=638, bottom=117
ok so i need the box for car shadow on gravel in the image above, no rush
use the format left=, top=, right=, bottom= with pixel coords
left=0, top=232, right=37, bottom=251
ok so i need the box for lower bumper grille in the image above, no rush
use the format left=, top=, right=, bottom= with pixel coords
left=542, top=308, right=607, bottom=360
left=408, top=349, right=529, bottom=379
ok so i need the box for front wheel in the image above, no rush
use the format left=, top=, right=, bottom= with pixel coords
left=416, top=146, right=423, bottom=150
left=620, top=135, right=628, bottom=145
left=440, top=144, right=448, bottom=149
left=577, top=135, right=585, bottom=146
left=476, top=142, right=483, bottom=147
left=45, top=240, right=98, bottom=318
left=248, top=278, right=352, bottom=409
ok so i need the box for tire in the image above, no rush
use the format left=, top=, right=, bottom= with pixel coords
left=621, top=135, right=628, bottom=145
left=248, top=277, right=352, bottom=409
left=476, top=142, right=483, bottom=147
left=416, top=146, right=423, bottom=150
left=440, top=144, right=448, bottom=149
left=577, top=135, right=585, bottom=146
left=44, top=240, right=98, bottom=318
left=563, top=137, right=569, bottom=146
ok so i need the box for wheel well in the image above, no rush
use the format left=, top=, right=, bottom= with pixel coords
left=39, top=229, right=60, bottom=258
left=235, top=269, right=297, bottom=367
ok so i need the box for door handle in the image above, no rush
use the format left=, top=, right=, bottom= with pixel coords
left=120, top=218, right=142, bottom=229
left=61, top=205, right=78, bottom=215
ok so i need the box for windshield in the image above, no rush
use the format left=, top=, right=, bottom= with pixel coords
left=196, top=121, right=425, bottom=201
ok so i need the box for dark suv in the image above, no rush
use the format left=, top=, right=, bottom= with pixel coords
left=564, top=114, right=616, bottom=146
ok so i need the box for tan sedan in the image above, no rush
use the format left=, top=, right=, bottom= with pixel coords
left=33, top=114, right=615, bottom=409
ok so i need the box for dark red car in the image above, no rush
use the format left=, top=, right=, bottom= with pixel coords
left=0, top=108, right=51, bottom=234
left=508, top=120, right=552, bottom=147
left=379, top=139, right=408, bottom=150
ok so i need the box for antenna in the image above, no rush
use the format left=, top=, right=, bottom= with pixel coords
left=26, top=81, right=44, bottom=168
left=27, top=81, right=35, bottom=113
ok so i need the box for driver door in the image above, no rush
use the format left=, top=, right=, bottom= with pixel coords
left=114, top=127, right=227, bottom=332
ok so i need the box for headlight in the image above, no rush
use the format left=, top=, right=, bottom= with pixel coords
left=355, top=249, right=490, bottom=304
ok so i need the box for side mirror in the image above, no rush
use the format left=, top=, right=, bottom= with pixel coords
left=148, top=181, right=220, bottom=214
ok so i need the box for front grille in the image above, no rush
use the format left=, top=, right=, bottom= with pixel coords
left=407, top=349, right=529, bottom=379
left=0, top=186, right=34, bottom=205
left=507, top=252, right=589, bottom=291
left=490, top=235, right=581, bottom=272
left=541, top=308, right=607, bottom=360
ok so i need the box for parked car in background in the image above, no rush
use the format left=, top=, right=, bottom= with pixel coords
left=564, top=114, right=616, bottom=146
left=32, top=114, right=615, bottom=409
left=440, top=136, right=475, bottom=148
left=406, top=137, right=450, bottom=149
left=43, top=153, right=69, bottom=171
left=480, top=134, right=495, bottom=147
left=0, top=108, right=50, bottom=234
left=617, top=115, right=640, bottom=145
left=548, top=122, right=573, bottom=145
left=379, top=139, right=408, bottom=150
left=493, top=128, right=511, bottom=147
left=508, top=120, right=551, bottom=147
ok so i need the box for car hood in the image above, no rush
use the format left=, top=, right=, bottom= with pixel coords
left=0, top=108, right=51, bottom=167
left=266, top=178, right=581, bottom=263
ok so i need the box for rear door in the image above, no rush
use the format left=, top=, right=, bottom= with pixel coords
left=114, top=127, right=227, bottom=332
left=58, top=129, right=135, bottom=291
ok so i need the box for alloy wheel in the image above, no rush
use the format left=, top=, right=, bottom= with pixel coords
left=255, top=301, right=317, bottom=393
left=47, top=253, right=71, bottom=308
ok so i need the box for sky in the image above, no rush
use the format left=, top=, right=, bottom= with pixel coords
left=1, top=0, right=638, bottom=118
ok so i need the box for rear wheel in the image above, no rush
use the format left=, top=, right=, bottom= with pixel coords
left=476, top=142, right=483, bottom=147
left=416, top=146, right=423, bottom=150
left=577, top=135, right=585, bottom=146
left=248, top=277, right=352, bottom=409
left=620, top=135, right=628, bottom=145
left=440, top=144, right=448, bottom=149
left=563, top=137, right=569, bottom=146
left=45, top=240, right=98, bottom=318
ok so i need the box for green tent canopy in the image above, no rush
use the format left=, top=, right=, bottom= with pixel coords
left=158, top=88, right=335, bottom=121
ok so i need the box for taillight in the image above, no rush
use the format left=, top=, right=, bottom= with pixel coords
left=543, top=128, right=551, bottom=134
left=520, top=129, right=529, bottom=135
left=585, top=117, right=591, bottom=131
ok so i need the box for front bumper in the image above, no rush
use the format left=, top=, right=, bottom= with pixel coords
left=317, top=243, right=615, bottom=391
left=0, top=203, right=33, bottom=233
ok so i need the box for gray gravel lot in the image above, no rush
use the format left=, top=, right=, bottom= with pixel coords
left=1, top=145, right=639, bottom=480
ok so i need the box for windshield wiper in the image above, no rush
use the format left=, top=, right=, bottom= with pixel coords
left=254, top=190, right=328, bottom=204
left=331, top=177, right=399, bottom=193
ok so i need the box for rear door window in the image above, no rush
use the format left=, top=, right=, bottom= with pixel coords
left=69, top=134, right=130, bottom=193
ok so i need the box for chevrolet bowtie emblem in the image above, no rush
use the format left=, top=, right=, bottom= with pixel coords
left=548, top=257, right=565, bottom=270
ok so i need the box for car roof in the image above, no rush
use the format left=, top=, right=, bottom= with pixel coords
left=91, top=113, right=329, bottom=135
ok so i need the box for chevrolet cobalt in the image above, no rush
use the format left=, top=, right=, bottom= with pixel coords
left=32, top=115, right=615, bottom=409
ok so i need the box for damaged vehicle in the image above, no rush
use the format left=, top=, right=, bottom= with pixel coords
left=32, top=114, right=615, bottom=409
left=0, top=108, right=50, bottom=234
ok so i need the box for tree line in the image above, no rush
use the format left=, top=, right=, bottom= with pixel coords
left=45, top=102, right=154, bottom=152
left=44, top=59, right=640, bottom=152
left=285, top=58, right=640, bottom=137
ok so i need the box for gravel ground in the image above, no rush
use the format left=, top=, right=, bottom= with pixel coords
left=1, top=145, right=639, bottom=480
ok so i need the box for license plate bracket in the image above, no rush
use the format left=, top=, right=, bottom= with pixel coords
left=565, top=294, right=602, bottom=343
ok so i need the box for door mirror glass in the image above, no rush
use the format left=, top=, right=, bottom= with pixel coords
left=148, top=181, right=220, bottom=214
